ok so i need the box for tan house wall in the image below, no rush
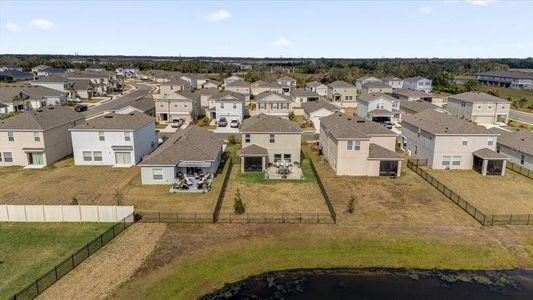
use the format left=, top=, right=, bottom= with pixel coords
left=241, top=133, right=301, bottom=163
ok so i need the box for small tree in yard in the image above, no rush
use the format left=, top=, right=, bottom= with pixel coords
left=233, top=188, right=246, bottom=214
left=347, top=195, right=356, bottom=214
left=228, top=134, right=238, bottom=145
left=114, top=190, right=124, bottom=206
left=288, top=111, right=295, bottom=121
left=70, top=195, right=79, bottom=205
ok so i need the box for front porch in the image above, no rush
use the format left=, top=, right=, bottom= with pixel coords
left=472, top=148, right=508, bottom=176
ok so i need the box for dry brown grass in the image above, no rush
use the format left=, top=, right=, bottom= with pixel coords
left=425, top=169, right=533, bottom=215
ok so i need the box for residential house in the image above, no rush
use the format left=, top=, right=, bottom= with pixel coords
left=31, top=75, right=72, bottom=94
left=403, top=77, right=432, bottom=93
left=155, top=90, right=201, bottom=123
left=301, top=101, right=340, bottom=132
left=381, top=76, right=403, bottom=89
left=356, top=76, right=382, bottom=90
left=224, top=75, right=244, bottom=86
left=211, top=91, right=246, bottom=123
left=202, top=80, right=220, bottom=89
left=319, top=113, right=402, bottom=176
left=447, top=91, right=510, bottom=125
left=357, top=93, right=401, bottom=123
left=474, top=71, right=533, bottom=90
left=0, top=64, right=22, bottom=72
left=327, top=81, right=357, bottom=103
left=305, top=81, right=328, bottom=97
left=402, top=110, right=507, bottom=176
left=0, top=106, right=84, bottom=167
left=0, top=85, right=68, bottom=112
left=36, top=67, right=66, bottom=77
left=0, top=70, right=33, bottom=82
left=255, top=91, right=292, bottom=118
left=113, top=96, right=156, bottom=117
left=197, top=88, right=221, bottom=108
left=31, top=65, right=50, bottom=74
left=70, top=112, right=157, bottom=167
left=116, top=67, right=139, bottom=77
left=225, top=80, right=251, bottom=98
left=139, top=126, right=223, bottom=185
left=239, top=113, right=302, bottom=172
left=291, top=88, right=320, bottom=108
left=399, top=100, right=440, bottom=117
left=392, top=88, right=434, bottom=102
left=361, top=81, right=393, bottom=94
left=180, top=74, right=208, bottom=89
left=491, top=129, right=533, bottom=170
left=251, top=81, right=288, bottom=95
left=277, top=76, right=297, bottom=87
left=157, top=78, right=189, bottom=99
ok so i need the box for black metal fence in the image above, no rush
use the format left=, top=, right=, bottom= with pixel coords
left=217, top=212, right=334, bottom=224
left=213, top=156, right=233, bottom=223
left=138, top=211, right=213, bottom=223
left=506, top=161, right=533, bottom=180
left=10, top=215, right=135, bottom=300
left=407, top=160, right=532, bottom=226
left=309, top=158, right=337, bottom=223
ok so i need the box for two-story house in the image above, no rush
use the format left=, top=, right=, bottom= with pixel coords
left=0, top=85, right=68, bottom=112
left=223, top=75, right=244, bottom=86
left=290, top=88, right=320, bottom=108
left=202, top=80, right=220, bottom=89
left=70, top=112, right=157, bottom=167
left=490, top=128, right=533, bottom=171
left=361, top=81, right=393, bottom=94
left=209, top=91, right=246, bottom=123
left=180, top=74, right=208, bottom=89
left=403, top=77, right=432, bottom=93
left=239, top=113, right=302, bottom=172
left=277, top=76, right=297, bottom=87
left=0, top=106, right=84, bottom=168
left=402, top=110, right=507, bottom=176
left=319, top=113, right=402, bottom=176
left=381, top=76, right=403, bottom=89
left=355, top=76, right=381, bottom=90
left=305, top=81, right=328, bottom=97
left=156, top=78, right=189, bottom=99
left=155, top=90, right=201, bottom=123
left=225, top=80, right=251, bottom=98
left=251, top=81, right=288, bottom=95
left=255, top=91, right=292, bottom=118
left=357, top=93, right=401, bottom=123
left=301, top=101, right=340, bottom=132
left=446, top=91, right=510, bottom=125
left=327, top=81, right=357, bottom=103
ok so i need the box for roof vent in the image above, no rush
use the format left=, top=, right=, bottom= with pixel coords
left=129, top=113, right=135, bottom=116
left=357, top=120, right=365, bottom=123
left=104, top=115, right=113, bottom=119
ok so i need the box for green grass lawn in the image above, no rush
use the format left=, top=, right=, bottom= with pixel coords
left=0, top=223, right=110, bottom=299
left=478, top=86, right=533, bottom=113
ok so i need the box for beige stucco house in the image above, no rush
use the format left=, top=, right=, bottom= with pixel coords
left=319, top=113, right=402, bottom=176
left=361, top=81, right=393, bottom=94
left=301, top=101, right=340, bottom=133
left=225, top=80, right=251, bottom=97
left=239, top=113, right=302, bottom=172
left=402, top=110, right=507, bottom=176
left=305, top=81, right=328, bottom=96
left=155, top=90, right=201, bottom=123
left=490, top=128, right=533, bottom=171
left=290, top=88, right=320, bottom=108
left=156, top=78, right=189, bottom=99
left=255, top=91, right=292, bottom=118
left=251, top=81, right=288, bottom=95
left=0, top=106, right=85, bottom=168
left=327, top=81, right=357, bottom=103
left=447, top=91, right=510, bottom=125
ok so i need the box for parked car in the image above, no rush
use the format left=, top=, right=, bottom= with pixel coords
left=230, top=119, right=239, bottom=128
left=74, top=104, right=88, bottom=112
left=171, top=118, right=184, bottom=128
left=218, top=117, right=228, bottom=127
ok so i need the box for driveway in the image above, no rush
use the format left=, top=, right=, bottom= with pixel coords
left=82, top=83, right=153, bottom=118
left=509, top=110, right=533, bottom=124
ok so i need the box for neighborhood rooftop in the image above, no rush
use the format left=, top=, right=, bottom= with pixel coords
left=392, top=88, right=432, bottom=98
left=241, top=113, right=302, bottom=133
left=0, top=106, right=83, bottom=130
left=291, top=88, right=319, bottom=97
left=0, top=85, right=65, bottom=102
left=320, top=113, right=396, bottom=139
left=475, top=70, right=533, bottom=80
left=301, top=101, right=339, bottom=114
left=489, top=128, right=533, bottom=156
left=402, top=110, right=496, bottom=135
left=399, top=100, right=439, bottom=113
left=357, top=92, right=397, bottom=103
left=448, top=91, right=509, bottom=103
left=362, top=81, right=392, bottom=89
left=72, top=112, right=154, bottom=130
left=328, top=80, right=355, bottom=88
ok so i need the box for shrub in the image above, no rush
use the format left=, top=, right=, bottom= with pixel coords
left=197, top=115, right=210, bottom=127
left=233, top=188, right=246, bottom=214
left=313, top=133, right=320, bottom=140
left=70, top=196, right=79, bottom=205
left=288, top=111, right=295, bottom=121
left=114, top=190, right=124, bottom=206
left=347, top=195, right=356, bottom=214
left=227, top=134, right=238, bottom=145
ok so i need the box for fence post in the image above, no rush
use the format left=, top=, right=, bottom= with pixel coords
left=35, top=279, right=40, bottom=294
left=509, top=214, right=513, bottom=225
left=528, top=214, right=531, bottom=225
left=54, top=266, right=58, bottom=280
left=491, top=214, right=494, bottom=226
left=158, top=211, right=161, bottom=223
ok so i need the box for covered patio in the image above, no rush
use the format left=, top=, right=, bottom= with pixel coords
left=368, top=143, right=403, bottom=177
left=239, top=144, right=268, bottom=172
left=472, top=148, right=508, bottom=176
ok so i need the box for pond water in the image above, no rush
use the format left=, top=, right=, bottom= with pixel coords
left=202, top=269, right=533, bottom=300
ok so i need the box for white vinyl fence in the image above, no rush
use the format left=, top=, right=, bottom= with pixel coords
left=0, top=205, right=134, bottom=222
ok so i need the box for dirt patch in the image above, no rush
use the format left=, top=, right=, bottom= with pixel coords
left=38, top=223, right=166, bottom=300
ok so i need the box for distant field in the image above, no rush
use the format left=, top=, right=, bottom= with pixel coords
left=0, top=223, right=109, bottom=299
left=478, top=86, right=533, bottom=113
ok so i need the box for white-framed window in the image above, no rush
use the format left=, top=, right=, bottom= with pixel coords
left=115, top=152, right=131, bottom=165
left=269, top=134, right=275, bottom=143
left=488, top=136, right=494, bottom=146
left=221, top=103, right=224, bottom=109
left=152, top=168, right=163, bottom=180
left=274, top=154, right=282, bottom=163
left=8, top=131, right=14, bottom=142
left=283, top=154, right=292, bottom=162
left=83, top=151, right=92, bottom=161
left=93, top=151, right=103, bottom=161
left=34, top=132, right=40, bottom=142
left=347, top=140, right=360, bottom=151
left=452, top=156, right=461, bottom=166
left=244, top=134, right=250, bottom=143
left=124, top=132, right=131, bottom=141
left=442, top=156, right=451, bottom=166
left=3, top=152, right=12, bottom=162
left=99, top=132, right=105, bottom=141
left=477, top=105, right=482, bottom=109
left=462, top=136, right=468, bottom=146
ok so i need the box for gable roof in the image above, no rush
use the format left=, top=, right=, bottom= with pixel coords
left=239, top=144, right=268, bottom=157
left=475, top=71, right=533, bottom=80
left=368, top=143, right=403, bottom=160
left=278, top=76, right=296, bottom=81
left=381, top=76, right=402, bottom=82
left=301, top=101, right=339, bottom=114
left=72, top=112, right=154, bottom=130
left=305, top=81, right=326, bottom=87
left=320, top=113, right=395, bottom=139
left=226, top=80, right=250, bottom=88
left=0, top=70, right=33, bottom=80
left=291, top=88, right=319, bottom=98
left=472, top=148, right=509, bottom=160
left=241, top=113, right=302, bottom=133
left=402, top=110, right=495, bottom=135
left=328, top=80, right=355, bottom=89
left=255, top=91, right=291, bottom=102
left=32, top=75, right=69, bottom=83
left=160, top=78, right=189, bottom=86
left=489, top=129, right=533, bottom=156
left=210, top=91, right=245, bottom=102
left=139, top=125, right=223, bottom=166
left=0, top=106, right=84, bottom=131
left=180, top=73, right=208, bottom=80
left=0, top=85, right=65, bottom=102
left=160, top=90, right=201, bottom=101
left=114, top=95, right=155, bottom=113
left=357, top=93, right=397, bottom=103
left=448, top=91, right=509, bottom=103
left=362, top=81, right=393, bottom=89
left=399, top=100, right=439, bottom=114
left=392, top=88, right=432, bottom=98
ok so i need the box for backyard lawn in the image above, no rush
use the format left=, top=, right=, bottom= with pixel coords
left=0, top=222, right=109, bottom=299
left=424, top=168, right=533, bottom=215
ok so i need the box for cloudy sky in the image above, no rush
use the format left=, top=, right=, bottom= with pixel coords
left=1, top=0, right=532, bottom=58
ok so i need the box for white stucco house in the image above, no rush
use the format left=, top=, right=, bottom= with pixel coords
left=403, top=77, right=432, bottom=93
left=357, top=93, right=401, bottom=123
left=305, top=81, right=328, bottom=97
left=207, top=91, right=246, bottom=123
left=69, top=112, right=158, bottom=167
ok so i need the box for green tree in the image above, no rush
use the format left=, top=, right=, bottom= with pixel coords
left=347, top=195, right=356, bottom=214
left=487, top=88, right=500, bottom=97
left=227, top=134, right=238, bottom=145
left=463, top=80, right=480, bottom=92
left=233, top=188, right=246, bottom=214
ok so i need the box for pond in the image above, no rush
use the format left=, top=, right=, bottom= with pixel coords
left=202, top=268, right=533, bottom=300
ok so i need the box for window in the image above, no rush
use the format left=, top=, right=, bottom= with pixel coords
left=233, top=103, right=237, bottom=109
left=153, top=168, right=163, bottom=180
left=462, top=136, right=468, bottom=146
left=497, top=145, right=500, bottom=153
left=274, top=154, right=282, bottom=163
left=520, top=154, right=525, bottom=165
left=347, top=140, right=360, bottom=151
left=477, top=105, right=482, bottom=109
left=452, top=156, right=461, bottom=166
left=124, top=132, right=131, bottom=141
left=99, top=132, right=105, bottom=141
left=174, top=104, right=178, bottom=108
left=8, top=131, right=14, bottom=142
left=269, top=134, right=275, bottom=143
left=34, top=132, right=40, bottom=142
left=488, top=137, right=494, bottom=146
left=93, top=151, right=103, bottom=161
left=283, top=154, right=292, bottom=162
left=244, top=134, right=250, bottom=143
left=221, top=103, right=224, bottom=109
left=160, top=104, right=164, bottom=108
left=461, top=101, right=466, bottom=107
left=417, top=129, right=421, bottom=138
left=442, top=156, right=451, bottom=166
left=501, top=105, right=505, bottom=109
left=115, top=152, right=132, bottom=165
left=488, top=105, right=492, bottom=110
left=83, top=151, right=92, bottom=161
left=3, top=152, right=12, bottom=163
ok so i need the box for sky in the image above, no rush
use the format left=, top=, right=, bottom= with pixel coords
left=1, top=0, right=532, bottom=58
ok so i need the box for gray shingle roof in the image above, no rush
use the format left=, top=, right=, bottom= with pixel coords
left=226, top=80, right=250, bottom=88
left=0, top=70, right=33, bottom=80
left=402, top=110, right=494, bottom=135
left=161, top=78, right=189, bottom=86
left=357, top=93, right=397, bottom=103
left=328, top=80, right=355, bottom=88
left=362, top=81, right=393, bottom=89
left=392, top=88, right=432, bottom=98
left=305, top=81, right=324, bottom=87
left=0, top=85, right=65, bottom=103
left=72, top=112, right=154, bottom=130
left=32, top=75, right=69, bottom=83
left=210, top=91, right=245, bottom=102
left=381, top=76, right=402, bottom=81
left=241, top=113, right=302, bottom=133
left=278, top=76, right=296, bottom=81
left=255, top=91, right=291, bottom=102
left=139, top=125, right=223, bottom=166
left=291, top=88, right=319, bottom=98
left=490, top=129, right=533, bottom=156
left=301, top=101, right=339, bottom=114
left=114, top=96, right=155, bottom=113
left=320, top=113, right=396, bottom=139
left=448, top=91, right=509, bottom=103
left=399, top=100, right=438, bottom=114
left=368, top=143, right=403, bottom=160
left=239, top=144, right=268, bottom=157
left=475, top=71, right=533, bottom=80
left=0, top=106, right=84, bottom=130
left=472, top=148, right=509, bottom=160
